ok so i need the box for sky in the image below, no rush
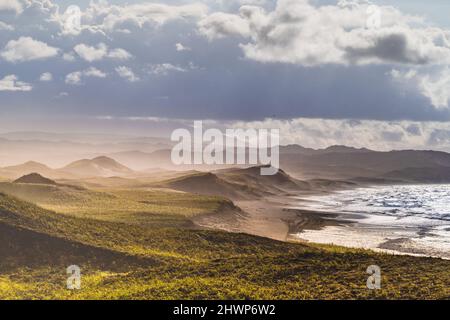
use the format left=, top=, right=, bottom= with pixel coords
left=2, top=0, right=450, bottom=151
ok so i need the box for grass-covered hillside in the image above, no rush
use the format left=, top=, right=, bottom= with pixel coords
left=0, top=182, right=449, bottom=300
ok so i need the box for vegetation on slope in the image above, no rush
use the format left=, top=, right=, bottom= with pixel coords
left=0, top=189, right=449, bottom=300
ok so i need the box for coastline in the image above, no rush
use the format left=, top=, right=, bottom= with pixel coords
left=194, top=192, right=450, bottom=260
left=193, top=195, right=354, bottom=243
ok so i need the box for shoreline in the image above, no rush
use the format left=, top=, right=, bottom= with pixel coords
left=194, top=193, right=450, bottom=260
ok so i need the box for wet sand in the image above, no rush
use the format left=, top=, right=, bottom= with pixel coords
left=194, top=195, right=346, bottom=242
left=193, top=194, right=450, bottom=260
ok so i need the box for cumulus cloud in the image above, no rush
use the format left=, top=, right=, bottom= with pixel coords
left=115, top=66, right=140, bottom=82
left=108, top=48, right=133, bottom=60
left=74, top=43, right=133, bottom=62
left=390, top=67, right=450, bottom=109
left=1, top=37, right=59, bottom=62
left=198, top=0, right=450, bottom=67
left=62, top=52, right=76, bottom=62
left=390, top=68, right=417, bottom=81
left=69, top=1, right=208, bottom=34
left=233, top=117, right=450, bottom=152
left=39, top=72, right=52, bottom=82
left=0, top=21, right=14, bottom=31
left=175, top=43, right=191, bottom=52
left=0, top=0, right=22, bottom=14
left=0, top=74, right=32, bottom=91
left=92, top=115, right=450, bottom=152
left=65, top=67, right=107, bottom=85
left=147, top=63, right=187, bottom=75
left=65, top=72, right=82, bottom=85
left=73, top=43, right=108, bottom=62
left=198, top=12, right=251, bottom=40
left=418, top=69, right=450, bottom=109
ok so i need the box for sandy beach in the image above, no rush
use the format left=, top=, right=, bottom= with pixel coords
left=194, top=191, right=450, bottom=260
left=194, top=195, right=347, bottom=242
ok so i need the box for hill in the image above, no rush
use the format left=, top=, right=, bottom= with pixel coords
left=0, top=180, right=107, bottom=207
left=158, top=166, right=311, bottom=200
left=0, top=157, right=134, bottom=180
left=110, top=144, right=450, bottom=184
left=280, top=146, right=450, bottom=181
left=382, top=166, right=450, bottom=183
left=0, top=161, right=59, bottom=180
left=218, top=166, right=308, bottom=192
left=0, top=192, right=449, bottom=299
left=60, top=156, right=134, bottom=178
left=14, top=173, right=56, bottom=185
left=161, top=172, right=260, bottom=200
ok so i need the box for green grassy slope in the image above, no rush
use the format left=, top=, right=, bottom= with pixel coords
left=0, top=191, right=449, bottom=300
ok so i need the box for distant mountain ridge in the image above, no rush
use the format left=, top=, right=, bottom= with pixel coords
left=0, top=156, right=135, bottom=180
left=61, top=156, right=133, bottom=178
left=3, top=144, right=450, bottom=183
left=279, top=146, right=450, bottom=181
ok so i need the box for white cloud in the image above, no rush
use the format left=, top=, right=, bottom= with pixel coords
left=39, top=72, right=53, bottom=82
left=65, top=67, right=107, bottom=85
left=147, top=63, right=187, bottom=75
left=73, top=43, right=108, bottom=62
left=0, top=74, right=32, bottom=91
left=108, top=48, right=133, bottom=60
left=232, top=117, right=450, bottom=151
left=198, top=0, right=450, bottom=67
left=74, top=43, right=133, bottom=62
left=1, top=37, right=59, bottom=63
left=198, top=12, right=251, bottom=40
left=390, top=67, right=450, bottom=109
left=175, top=43, right=191, bottom=51
left=215, top=0, right=268, bottom=9
left=0, top=0, right=22, bottom=14
left=80, top=1, right=208, bottom=33
left=83, top=67, right=107, bottom=78
left=418, top=69, right=450, bottom=110
left=390, top=68, right=417, bottom=80
left=50, top=1, right=208, bottom=35
left=65, top=72, right=82, bottom=85
left=62, top=52, right=76, bottom=62
left=115, top=66, right=140, bottom=82
left=58, top=4, right=82, bottom=36
left=0, top=21, right=14, bottom=31
left=92, top=115, right=450, bottom=152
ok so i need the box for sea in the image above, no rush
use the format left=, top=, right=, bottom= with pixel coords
left=293, top=184, right=450, bottom=259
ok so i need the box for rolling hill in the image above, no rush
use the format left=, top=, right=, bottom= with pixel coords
left=4, top=143, right=450, bottom=184
left=0, top=190, right=449, bottom=299
left=382, top=166, right=450, bottom=183
left=61, top=156, right=134, bottom=178
left=0, top=179, right=107, bottom=206
left=160, top=172, right=259, bottom=200
left=158, top=166, right=310, bottom=200
left=280, top=146, right=450, bottom=181
left=0, top=161, right=60, bottom=180
left=0, top=157, right=135, bottom=180
left=14, top=173, right=57, bottom=185
left=106, top=144, right=450, bottom=184
left=218, top=166, right=309, bottom=192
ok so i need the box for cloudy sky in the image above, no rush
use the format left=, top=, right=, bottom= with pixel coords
left=2, top=0, right=450, bottom=150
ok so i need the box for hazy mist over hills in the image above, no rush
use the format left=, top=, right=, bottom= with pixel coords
left=2, top=131, right=450, bottom=185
